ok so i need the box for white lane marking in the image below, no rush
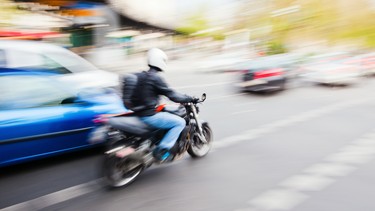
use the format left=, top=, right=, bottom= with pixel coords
left=247, top=189, right=309, bottom=210
left=279, top=174, right=335, bottom=191
left=338, top=145, right=375, bottom=155
left=231, top=109, right=256, bottom=115
left=246, top=126, right=277, bottom=136
left=324, top=137, right=375, bottom=165
left=238, top=129, right=375, bottom=211
left=2, top=98, right=372, bottom=211
left=325, top=152, right=374, bottom=164
left=303, top=163, right=357, bottom=177
left=213, top=135, right=248, bottom=148
left=1, top=179, right=102, bottom=211
left=214, top=98, right=370, bottom=150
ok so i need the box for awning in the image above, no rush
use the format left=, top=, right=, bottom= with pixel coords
left=0, top=30, right=60, bottom=39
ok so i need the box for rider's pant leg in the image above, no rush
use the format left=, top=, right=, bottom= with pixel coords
left=141, top=112, right=185, bottom=149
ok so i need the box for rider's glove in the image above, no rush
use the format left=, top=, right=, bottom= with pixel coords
left=191, top=97, right=200, bottom=103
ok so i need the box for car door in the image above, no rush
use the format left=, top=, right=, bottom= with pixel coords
left=0, top=73, right=96, bottom=166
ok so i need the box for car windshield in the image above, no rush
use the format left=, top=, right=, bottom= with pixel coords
left=45, top=52, right=98, bottom=73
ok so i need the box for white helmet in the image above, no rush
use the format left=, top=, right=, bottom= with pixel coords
left=147, top=48, right=168, bottom=71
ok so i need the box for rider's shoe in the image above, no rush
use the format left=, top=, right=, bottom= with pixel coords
left=153, top=148, right=173, bottom=163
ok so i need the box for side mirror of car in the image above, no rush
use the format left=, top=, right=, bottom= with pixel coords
left=61, top=96, right=89, bottom=105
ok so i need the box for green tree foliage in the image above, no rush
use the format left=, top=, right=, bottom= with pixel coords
left=176, top=9, right=209, bottom=35
left=241, top=0, right=375, bottom=49
left=267, top=40, right=287, bottom=55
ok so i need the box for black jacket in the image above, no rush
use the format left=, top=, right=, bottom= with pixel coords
left=122, top=68, right=193, bottom=116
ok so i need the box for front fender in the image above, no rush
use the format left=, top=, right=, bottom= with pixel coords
left=201, top=121, right=209, bottom=127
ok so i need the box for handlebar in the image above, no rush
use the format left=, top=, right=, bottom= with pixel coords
left=190, top=93, right=206, bottom=104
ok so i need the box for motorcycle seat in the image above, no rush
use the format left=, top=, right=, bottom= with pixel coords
left=108, top=116, right=155, bottom=136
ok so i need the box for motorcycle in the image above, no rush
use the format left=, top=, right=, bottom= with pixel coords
left=96, top=93, right=212, bottom=187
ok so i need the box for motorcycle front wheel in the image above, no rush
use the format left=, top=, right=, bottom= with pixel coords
left=102, top=156, right=143, bottom=188
left=188, top=124, right=213, bottom=158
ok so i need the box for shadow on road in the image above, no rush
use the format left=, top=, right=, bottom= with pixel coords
left=0, top=147, right=104, bottom=178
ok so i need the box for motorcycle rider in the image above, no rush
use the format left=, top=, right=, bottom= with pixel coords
left=122, top=48, right=198, bottom=162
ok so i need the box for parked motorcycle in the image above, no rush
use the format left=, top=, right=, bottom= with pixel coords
left=97, top=93, right=212, bottom=187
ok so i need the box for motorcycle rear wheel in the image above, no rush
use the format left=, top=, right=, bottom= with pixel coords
left=188, top=124, right=212, bottom=158
left=103, top=156, right=143, bottom=188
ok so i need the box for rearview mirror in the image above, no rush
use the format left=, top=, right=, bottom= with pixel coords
left=201, top=93, right=207, bottom=102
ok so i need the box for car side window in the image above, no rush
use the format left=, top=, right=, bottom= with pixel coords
left=42, top=56, right=72, bottom=74
left=7, top=50, right=71, bottom=74
left=0, top=75, right=75, bottom=110
left=7, top=50, right=44, bottom=68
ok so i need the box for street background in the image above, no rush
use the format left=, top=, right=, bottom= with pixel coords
left=1, top=0, right=375, bottom=210
left=2, top=68, right=375, bottom=211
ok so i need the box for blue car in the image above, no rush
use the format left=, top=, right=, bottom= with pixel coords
left=0, top=68, right=127, bottom=167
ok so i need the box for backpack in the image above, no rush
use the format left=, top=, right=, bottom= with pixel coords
left=122, top=71, right=148, bottom=110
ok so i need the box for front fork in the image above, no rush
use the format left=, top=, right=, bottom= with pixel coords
left=190, top=103, right=208, bottom=144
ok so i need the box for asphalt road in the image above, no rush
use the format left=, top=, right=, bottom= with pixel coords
left=1, top=71, right=375, bottom=211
